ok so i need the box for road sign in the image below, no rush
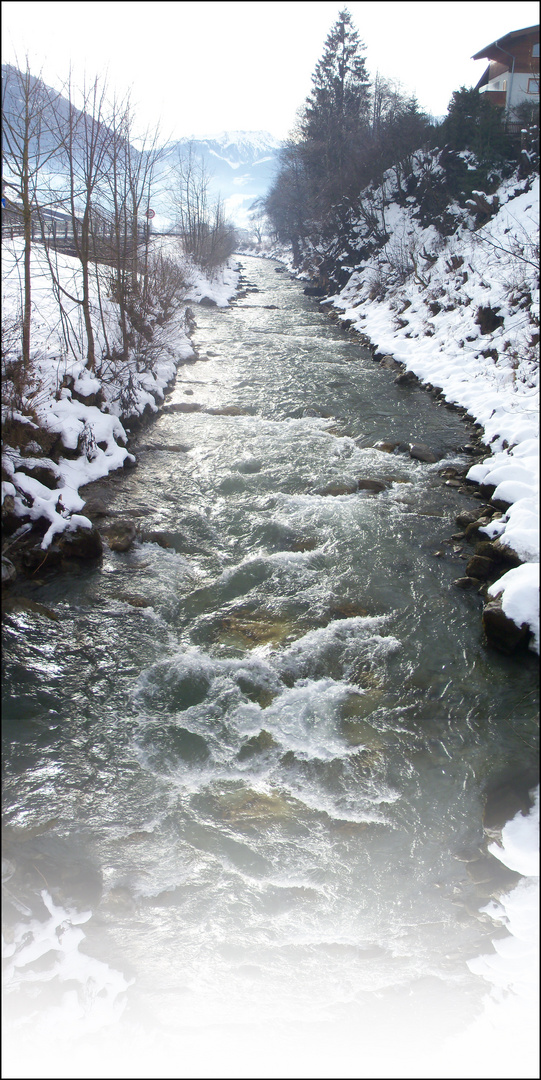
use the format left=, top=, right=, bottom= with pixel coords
left=145, top=209, right=155, bottom=219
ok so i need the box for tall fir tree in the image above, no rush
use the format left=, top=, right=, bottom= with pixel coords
left=301, top=8, right=370, bottom=221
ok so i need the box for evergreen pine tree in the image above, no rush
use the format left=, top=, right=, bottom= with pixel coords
left=301, top=8, right=370, bottom=219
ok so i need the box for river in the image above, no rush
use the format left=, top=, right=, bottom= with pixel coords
left=2, top=256, right=538, bottom=1078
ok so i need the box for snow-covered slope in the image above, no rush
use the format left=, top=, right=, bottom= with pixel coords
left=324, top=161, right=539, bottom=651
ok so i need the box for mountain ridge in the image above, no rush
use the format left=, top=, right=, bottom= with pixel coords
left=154, top=131, right=282, bottom=227
left=2, top=63, right=281, bottom=229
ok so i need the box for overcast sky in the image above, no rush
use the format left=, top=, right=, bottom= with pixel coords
left=2, top=1, right=539, bottom=141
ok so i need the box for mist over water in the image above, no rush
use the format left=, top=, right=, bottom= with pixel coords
left=2, top=258, right=538, bottom=1077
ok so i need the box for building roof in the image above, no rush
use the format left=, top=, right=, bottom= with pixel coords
left=472, top=24, right=539, bottom=61
left=475, top=66, right=490, bottom=91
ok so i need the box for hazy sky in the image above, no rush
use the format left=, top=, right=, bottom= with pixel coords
left=2, top=1, right=539, bottom=141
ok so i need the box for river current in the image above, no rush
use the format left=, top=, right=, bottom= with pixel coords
left=2, top=257, right=538, bottom=1077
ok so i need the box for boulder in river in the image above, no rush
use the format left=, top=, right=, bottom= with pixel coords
left=141, top=530, right=173, bottom=548
left=357, top=478, right=387, bottom=493
left=82, top=497, right=108, bottom=519
left=464, top=517, right=492, bottom=540
left=237, top=730, right=278, bottom=760
left=219, top=610, right=295, bottom=648
left=465, top=555, right=498, bottom=580
left=318, top=481, right=358, bottom=496
left=483, top=770, right=538, bottom=839
left=59, top=525, right=103, bottom=560
left=395, top=370, right=418, bottom=386
left=287, top=537, right=319, bottom=552
left=165, top=402, right=202, bottom=413
left=22, top=543, right=63, bottom=572
left=373, top=440, right=400, bottom=453
left=103, top=520, right=137, bottom=552
left=491, top=539, right=523, bottom=568
left=304, top=285, right=327, bottom=297
left=452, top=576, right=481, bottom=589
left=22, top=462, right=59, bottom=490
left=2, top=595, right=59, bottom=620
left=112, top=592, right=152, bottom=608
left=475, top=541, right=503, bottom=561
left=409, top=443, right=440, bottom=463
left=456, top=509, right=485, bottom=528
left=482, top=596, right=531, bottom=653
left=328, top=601, right=368, bottom=620
left=1, top=495, right=20, bottom=536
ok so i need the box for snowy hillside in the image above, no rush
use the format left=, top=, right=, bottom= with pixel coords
left=322, top=160, right=539, bottom=652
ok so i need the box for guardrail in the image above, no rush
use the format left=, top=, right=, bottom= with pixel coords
left=2, top=218, right=149, bottom=265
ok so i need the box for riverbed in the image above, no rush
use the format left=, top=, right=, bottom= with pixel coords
left=2, top=256, right=538, bottom=1078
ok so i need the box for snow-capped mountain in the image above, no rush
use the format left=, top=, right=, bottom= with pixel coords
left=154, top=132, right=282, bottom=228
left=2, top=61, right=281, bottom=232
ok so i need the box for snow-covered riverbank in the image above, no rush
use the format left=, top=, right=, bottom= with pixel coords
left=253, top=168, right=539, bottom=653
left=328, top=173, right=539, bottom=652
left=1, top=237, right=239, bottom=558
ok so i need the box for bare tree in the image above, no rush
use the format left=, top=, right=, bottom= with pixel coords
left=50, top=71, right=114, bottom=371
left=265, top=139, right=311, bottom=263
left=1, top=62, right=63, bottom=367
left=170, top=144, right=236, bottom=270
left=248, top=198, right=268, bottom=244
left=103, top=94, right=165, bottom=355
left=170, top=144, right=210, bottom=262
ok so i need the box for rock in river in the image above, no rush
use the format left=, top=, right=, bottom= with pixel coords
left=318, top=481, right=358, bottom=497
left=357, top=478, right=387, bottom=493
left=409, top=443, right=439, bottom=463
left=465, top=555, right=498, bottom=580
left=58, top=525, right=103, bottom=560
left=482, top=597, right=531, bottom=653
left=102, top=520, right=137, bottom=552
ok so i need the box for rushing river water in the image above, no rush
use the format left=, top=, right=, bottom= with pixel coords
left=2, top=257, right=538, bottom=1078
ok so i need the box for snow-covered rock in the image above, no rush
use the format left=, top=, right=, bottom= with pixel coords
left=1, top=234, right=239, bottom=553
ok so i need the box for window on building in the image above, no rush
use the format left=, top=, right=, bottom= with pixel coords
left=527, top=78, right=540, bottom=94
left=532, top=43, right=540, bottom=57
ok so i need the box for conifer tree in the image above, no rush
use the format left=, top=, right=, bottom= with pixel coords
left=301, top=8, right=370, bottom=219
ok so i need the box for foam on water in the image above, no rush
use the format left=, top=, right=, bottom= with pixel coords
left=132, top=637, right=399, bottom=827
left=274, top=615, right=400, bottom=681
